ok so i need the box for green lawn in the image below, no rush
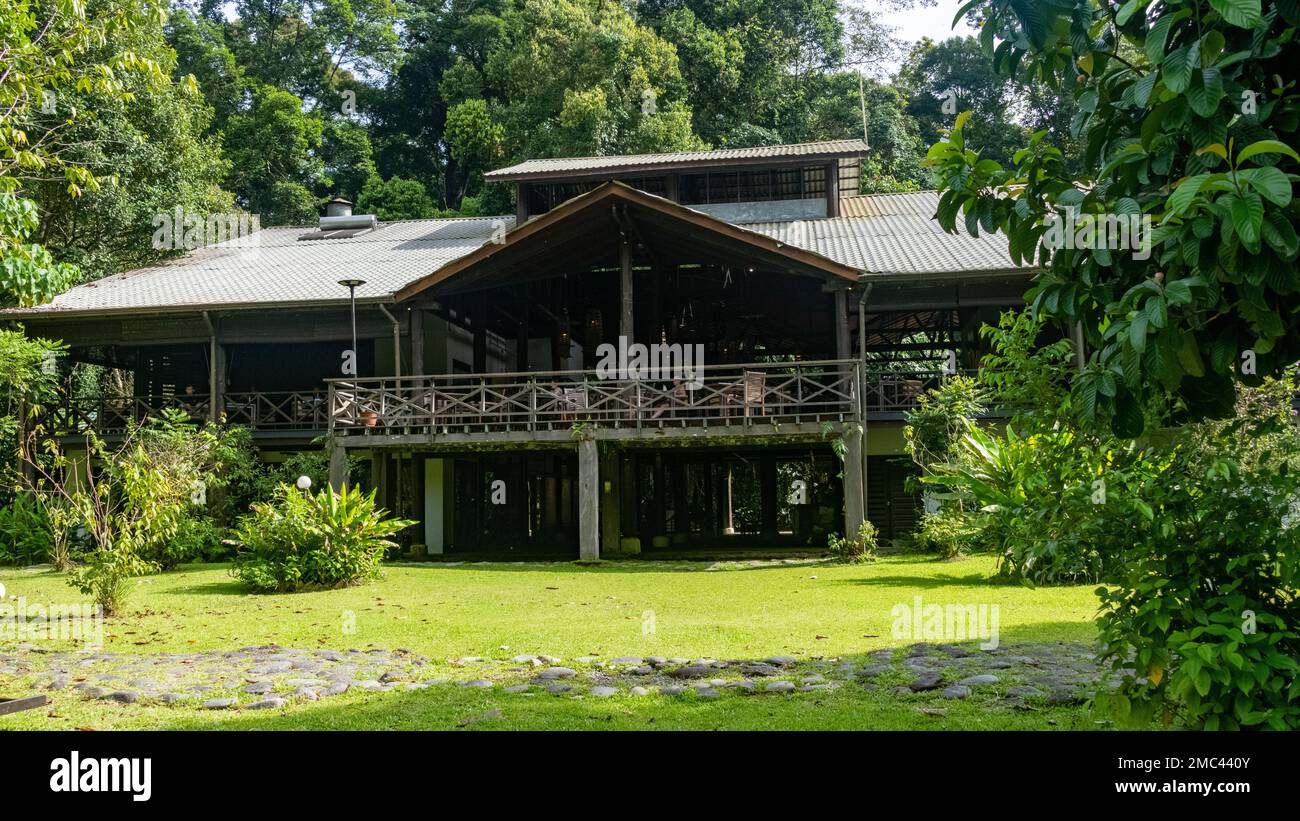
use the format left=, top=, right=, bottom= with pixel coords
left=0, top=555, right=1107, bottom=730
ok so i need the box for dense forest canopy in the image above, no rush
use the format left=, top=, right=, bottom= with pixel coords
left=2, top=0, right=1073, bottom=290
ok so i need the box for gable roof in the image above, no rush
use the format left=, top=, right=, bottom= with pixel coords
left=2, top=190, right=1031, bottom=320
left=395, top=181, right=861, bottom=300
left=483, top=140, right=869, bottom=182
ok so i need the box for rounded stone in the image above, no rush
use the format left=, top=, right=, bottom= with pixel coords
left=590, top=686, right=618, bottom=697
left=765, top=681, right=797, bottom=693
left=908, top=671, right=943, bottom=692
left=942, top=685, right=971, bottom=700
left=537, top=667, right=577, bottom=680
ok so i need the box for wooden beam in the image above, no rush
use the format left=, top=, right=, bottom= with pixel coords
left=516, top=183, right=531, bottom=224
left=578, top=438, right=600, bottom=561
left=410, top=307, right=425, bottom=375
left=842, top=423, right=864, bottom=539
left=826, top=160, right=840, bottom=218
left=619, top=229, right=634, bottom=343
left=834, top=288, right=851, bottom=360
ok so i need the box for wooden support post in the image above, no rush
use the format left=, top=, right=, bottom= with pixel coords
left=578, top=438, right=600, bottom=562
left=205, top=312, right=226, bottom=423
left=600, top=448, right=621, bottom=555
left=723, top=463, right=735, bottom=535
left=652, top=452, right=666, bottom=540
left=842, top=424, right=865, bottom=539
left=834, top=288, right=851, bottom=360
left=473, top=293, right=488, bottom=373
left=826, top=160, right=840, bottom=218
left=516, top=183, right=530, bottom=224
left=671, top=456, right=687, bottom=536
left=760, top=453, right=778, bottom=539
left=516, top=300, right=530, bottom=371
left=410, top=308, right=425, bottom=376
left=619, top=233, right=634, bottom=343
left=328, top=443, right=348, bottom=491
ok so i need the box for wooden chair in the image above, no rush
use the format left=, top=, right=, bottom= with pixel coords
left=742, top=370, right=766, bottom=417
left=560, top=385, right=588, bottom=422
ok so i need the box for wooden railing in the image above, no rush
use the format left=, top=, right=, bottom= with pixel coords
left=327, top=360, right=863, bottom=435
left=860, top=369, right=980, bottom=413
left=43, top=367, right=982, bottom=438
left=46, top=391, right=328, bottom=435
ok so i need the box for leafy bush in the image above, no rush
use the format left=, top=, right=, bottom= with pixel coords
left=828, top=519, right=878, bottom=564
left=30, top=412, right=238, bottom=613
left=0, top=490, right=52, bottom=565
left=904, top=374, right=985, bottom=471
left=1096, top=376, right=1300, bottom=730
left=231, top=484, right=414, bottom=593
left=916, top=509, right=984, bottom=560
left=171, top=517, right=229, bottom=564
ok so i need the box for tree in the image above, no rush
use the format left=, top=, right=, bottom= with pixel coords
left=1, top=0, right=170, bottom=194
left=2, top=0, right=181, bottom=304
left=222, top=83, right=325, bottom=223
left=485, top=0, right=706, bottom=160
left=356, top=176, right=436, bottom=220
left=925, top=0, right=1300, bottom=434
left=22, top=13, right=232, bottom=281
left=897, top=36, right=1028, bottom=168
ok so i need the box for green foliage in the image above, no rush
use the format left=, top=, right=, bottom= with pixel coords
left=172, top=516, right=229, bottom=563
left=904, top=374, right=985, bottom=472
left=231, top=483, right=414, bottom=593
left=898, top=36, right=1031, bottom=169
left=1096, top=374, right=1300, bottom=730
left=828, top=518, right=878, bottom=564
left=222, top=83, right=325, bottom=224
left=0, top=490, right=53, bottom=566
left=926, top=2, right=1300, bottom=434
left=916, top=508, right=983, bottom=560
left=1, top=0, right=170, bottom=194
left=977, top=309, right=1076, bottom=429
left=357, top=176, right=437, bottom=221
left=0, top=194, right=78, bottom=307
left=19, top=12, right=232, bottom=281
left=0, top=329, right=65, bottom=491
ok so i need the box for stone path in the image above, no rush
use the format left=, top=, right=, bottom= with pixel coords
left=0, top=640, right=1121, bottom=711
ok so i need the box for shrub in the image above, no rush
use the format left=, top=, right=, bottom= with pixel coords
left=31, top=412, right=230, bottom=613
left=1096, top=376, right=1300, bottom=730
left=231, top=484, right=414, bottom=593
left=828, top=519, right=878, bottom=564
left=0, top=490, right=52, bottom=565
left=916, top=509, right=984, bottom=559
left=172, top=517, right=229, bottom=564
left=903, top=374, right=985, bottom=472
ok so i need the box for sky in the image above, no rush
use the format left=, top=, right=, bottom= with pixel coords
left=877, top=1, right=981, bottom=72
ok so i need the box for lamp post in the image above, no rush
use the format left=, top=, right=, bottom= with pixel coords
left=296, top=475, right=312, bottom=498
left=338, top=278, right=366, bottom=375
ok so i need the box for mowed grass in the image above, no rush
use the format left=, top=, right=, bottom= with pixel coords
left=0, top=555, right=1105, bottom=730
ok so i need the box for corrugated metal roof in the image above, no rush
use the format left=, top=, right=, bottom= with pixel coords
left=739, top=191, right=1023, bottom=276
left=9, top=217, right=511, bottom=316
left=5, top=190, right=1027, bottom=319
left=483, top=140, right=869, bottom=181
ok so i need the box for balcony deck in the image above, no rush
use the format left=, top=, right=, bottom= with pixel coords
left=46, top=363, right=978, bottom=443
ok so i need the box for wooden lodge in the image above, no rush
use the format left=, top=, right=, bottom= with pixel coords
left=5, top=141, right=1038, bottom=558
